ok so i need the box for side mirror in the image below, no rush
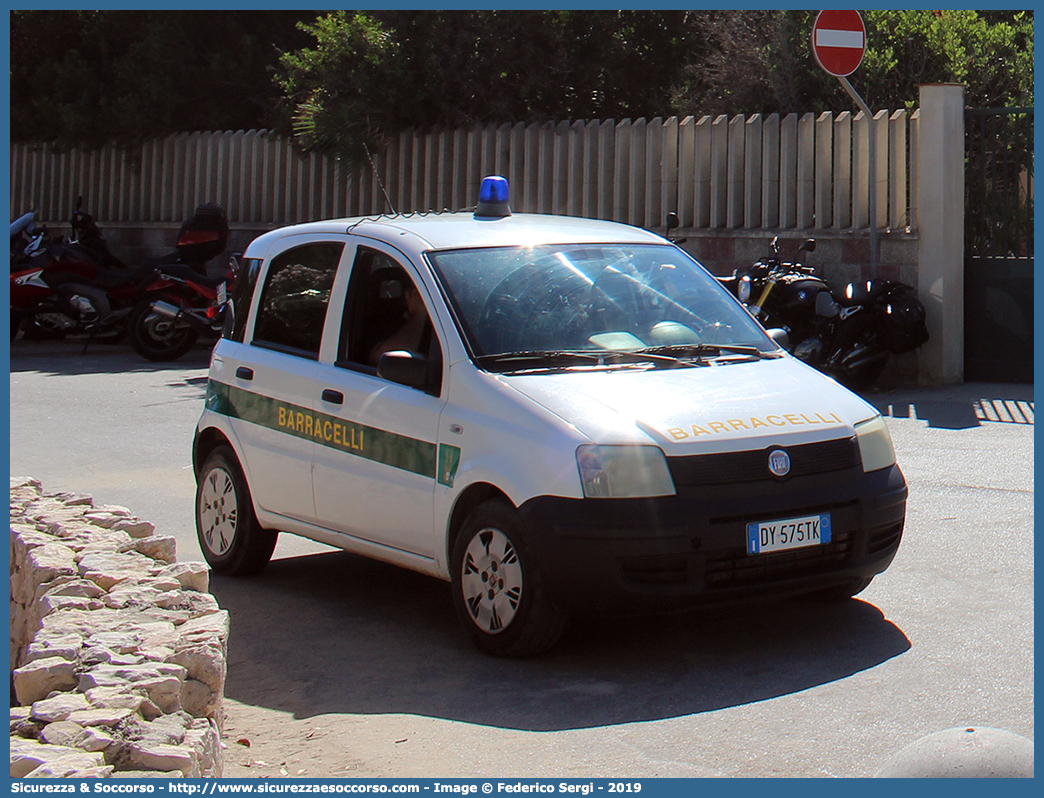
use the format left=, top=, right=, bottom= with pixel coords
left=766, top=328, right=790, bottom=349
left=799, top=238, right=816, bottom=253
left=377, top=350, right=429, bottom=388
left=664, top=212, right=686, bottom=244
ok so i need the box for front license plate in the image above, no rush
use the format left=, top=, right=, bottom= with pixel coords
left=217, top=282, right=227, bottom=304
left=747, top=513, right=831, bottom=555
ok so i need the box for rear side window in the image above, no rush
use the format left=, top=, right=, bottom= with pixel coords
left=252, top=242, right=344, bottom=358
left=224, top=257, right=261, bottom=342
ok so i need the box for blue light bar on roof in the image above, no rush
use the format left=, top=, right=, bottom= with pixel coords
left=475, top=176, right=511, bottom=218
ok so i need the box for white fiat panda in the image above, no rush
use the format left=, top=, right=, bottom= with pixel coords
left=193, top=177, right=907, bottom=657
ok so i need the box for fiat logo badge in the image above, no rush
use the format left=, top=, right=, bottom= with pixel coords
left=768, top=449, right=791, bottom=477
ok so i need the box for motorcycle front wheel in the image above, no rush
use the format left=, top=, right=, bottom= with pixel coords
left=127, top=299, right=199, bottom=361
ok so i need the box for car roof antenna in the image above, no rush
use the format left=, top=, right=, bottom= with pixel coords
left=364, top=143, right=397, bottom=216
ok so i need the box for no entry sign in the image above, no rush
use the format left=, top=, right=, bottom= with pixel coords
left=812, top=10, right=866, bottom=77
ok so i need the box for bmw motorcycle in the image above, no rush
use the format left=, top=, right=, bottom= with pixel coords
left=11, top=201, right=232, bottom=358
left=719, top=236, right=929, bottom=389
left=64, top=197, right=129, bottom=271
left=10, top=211, right=48, bottom=269
left=10, top=217, right=145, bottom=343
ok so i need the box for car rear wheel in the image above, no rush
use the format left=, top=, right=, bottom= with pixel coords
left=196, top=445, right=277, bottom=575
left=450, top=500, right=567, bottom=657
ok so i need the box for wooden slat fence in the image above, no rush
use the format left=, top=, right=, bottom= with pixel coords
left=11, top=112, right=918, bottom=232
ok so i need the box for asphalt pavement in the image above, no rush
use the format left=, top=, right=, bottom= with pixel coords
left=7, top=337, right=1034, bottom=777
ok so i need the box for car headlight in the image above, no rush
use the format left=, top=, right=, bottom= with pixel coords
left=854, top=415, right=897, bottom=472
left=576, top=445, right=676, bottom=498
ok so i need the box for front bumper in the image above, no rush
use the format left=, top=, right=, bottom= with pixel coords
left=517, top=463, right=907, bottom=615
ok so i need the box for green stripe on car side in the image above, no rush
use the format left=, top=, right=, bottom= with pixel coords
left=206, top=379, right=441, bottom=480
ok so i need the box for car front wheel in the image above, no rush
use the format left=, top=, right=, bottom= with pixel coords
left=450, top=500, right=567, bottom=657
left=196, top=445, right=277, bottom=576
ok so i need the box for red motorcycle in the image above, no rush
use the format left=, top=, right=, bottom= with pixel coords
left=11, top=201, right=232, bottom=360
left=123, top=202, right=234, bottom=361
left=128, top=255, right=235, bottom=361
left=10, top=210, right=48, bottom=269
left=10, top=229, right=147, bottom=343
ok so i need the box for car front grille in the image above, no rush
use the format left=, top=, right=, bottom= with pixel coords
left=703, top=531, right=853, bottom=588
left=667, top=437, right=860, bottom=486
left=619, top=555, right=690, bottom=585
left=616, top=497, right=866, bottom=590
left=617, top=533, right=854, bottom=590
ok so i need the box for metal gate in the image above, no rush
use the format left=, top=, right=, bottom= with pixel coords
left=964, top=107, right=1033, bottom=383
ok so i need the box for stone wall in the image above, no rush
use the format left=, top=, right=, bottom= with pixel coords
left=10, top=477, right=226, bottom=778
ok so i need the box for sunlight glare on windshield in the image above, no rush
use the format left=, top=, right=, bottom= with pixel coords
left=428, top=243, right=772, bottom=358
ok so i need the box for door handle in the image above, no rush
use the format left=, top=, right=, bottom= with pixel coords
left=321, top=389, right=344, bottom=405
left=235, top=367, right=254, bottom=381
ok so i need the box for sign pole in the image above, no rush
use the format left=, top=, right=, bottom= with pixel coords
left=811, top=10, right=877, bottom=278
left=838, top=76, right=878, bottom=278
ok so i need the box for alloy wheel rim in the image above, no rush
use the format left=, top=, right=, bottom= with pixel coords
left=199, top=466, right=238, bottom=556
left=145, top=313, right=179, bottom=342
left=460, top=527, right=523, bottom=634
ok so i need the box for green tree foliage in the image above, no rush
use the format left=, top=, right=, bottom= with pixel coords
left=275, top=13, right=404, bottom=164
left=10, top=10, right=314, bottom=149
left=857, top=10, right=1034, bottom=110
left=11, top=9, right=1033, bottom=156
left=275, top=10, right=702, bottom=164
left=278, top=9, right=1033, bottom=162
left=674, top=9, right=1033, bottom=116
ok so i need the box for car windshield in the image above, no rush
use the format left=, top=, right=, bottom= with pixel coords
left=426, top=243, right=774, bottom=366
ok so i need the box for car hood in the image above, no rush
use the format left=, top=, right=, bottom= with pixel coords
left=495, top=356, right=878, bottom=454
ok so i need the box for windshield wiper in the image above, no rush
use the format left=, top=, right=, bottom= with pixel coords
left=476, top=350, right=601, bottom=366
left=476, top=349, right=700, bottom=372
left=638, top=343, right=780, bottom=360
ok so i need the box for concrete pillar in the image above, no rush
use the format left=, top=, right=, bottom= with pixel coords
left=916, top=84, right=965, bottom=384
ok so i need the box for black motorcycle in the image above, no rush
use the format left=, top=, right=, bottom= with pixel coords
left=720, top=236, right=929, bottom=389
